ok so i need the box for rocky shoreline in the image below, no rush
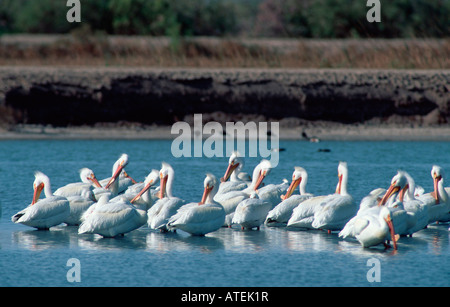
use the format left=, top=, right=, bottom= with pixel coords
left=0, top=67, right=449, bottom=140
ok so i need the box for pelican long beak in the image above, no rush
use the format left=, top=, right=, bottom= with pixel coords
left=131, top=180, right=153, bottom=203
left=32, top=183, right=44, bottom=205
left=254, top=170, right=266, bottom=191
left=384, top=214, right=398, bottom=250
left=433, top=175, right=441, bottom=204
left=88, top=174, right=102, bottom=188
left=199, top=184, right=213, bottom=205
left=221, top=162, right=240, bottom=183
left=105, top=163, right=125, bottom=189
left=398, top=184, right=409, bottom=202
left=123, top=170, right=138, bottom=184
left=281, top=177, right=301, bottom=200
left=378, top=184, right=400, bottom=206
left=335, top=174, right=343, bottom=194
left=158, top=174, right=168, bottom=199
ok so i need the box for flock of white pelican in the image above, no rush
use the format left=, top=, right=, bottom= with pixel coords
left=10, top=152, right=450, bottom=250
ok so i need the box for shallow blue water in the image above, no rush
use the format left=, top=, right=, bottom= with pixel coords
left=0, top=140, right=449, bottom=287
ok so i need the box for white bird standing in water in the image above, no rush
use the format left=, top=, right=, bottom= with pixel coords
left=214, top=159, right=273, bottom=226
left=354, top=206, right=398, bottom=249
left=265, top=166, right=313, bottom=227
left=78, top=193, right=148, bottom=238
left=417, top=165, right=449, bottom=224
left=232, top=192, right=272, bottom=230
left=12, top=172, right=70, bottom=230
left=168, top=173, right=225, bottom=236
left=147, top=162, right=187, bottom=232
left=288, top=161, right=355, bottom=232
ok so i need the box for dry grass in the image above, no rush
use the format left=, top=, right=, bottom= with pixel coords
left=0, top=34, right=448, bottom=69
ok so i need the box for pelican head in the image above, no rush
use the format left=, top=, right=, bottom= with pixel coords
left=79, top=168, right=102, bottom=188
left=131, top=169, right=160, bottom=203
left=431, top=165, right=444, bottom=204
left=105, top=153, right=129, bottom=189
left=281, top=166, right=307, bottom=200
left=221, top=151, right=244, bottom=183
left=32, top=171, right=50, bottom=205
left=335, top=161, right=348, bottom=194
left=378, top=172, right=407, bottom=207
left=158, top=162, right=174, bottom=199
left=200, top=173, right=219, bottom=205
left=253, top=159, right=272, bottom=191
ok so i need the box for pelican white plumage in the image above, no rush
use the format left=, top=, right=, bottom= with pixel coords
left=265, top=166, right=313, bottom=227
left=214, top=159, right=273, bottom=227
left=168, top=173, right=225, bottom=236
left=64, top=188, right=96, bottom=226
left=232, top=192, right=272, bottom=230
left=217, top=151, right=250, bottom=195
left=54, top=168, right=102, bottom=198
left=417, top=165, right=449, bottom=224
left=92, top=153, right=130, bottom=199
left=78, top=194, right=147, bottom=238
left=287, top=161, right=355, bottom=232
left=397, top=171, right=429, bottom=235
left=12, top=172, right=70, bottom=230
left=353, top=206, right=398, bottom=249
left=111, top=170, right=160, bottom=211
left=147, top=162, right=187, bottom=232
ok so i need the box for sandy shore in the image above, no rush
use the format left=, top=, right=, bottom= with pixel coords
left=2, top=124, right=450, bottom=141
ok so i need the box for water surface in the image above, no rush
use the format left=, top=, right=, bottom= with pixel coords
left=0, top=140, right=449, bottom=287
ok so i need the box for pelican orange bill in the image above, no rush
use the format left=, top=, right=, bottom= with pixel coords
left=199, top=184, right=213, bottom=205
left=378, top=184, right=400, bottom=206
left=131, top=180, right=153, bottom=203
left=221, top=162, right=239, bottom=183
left=254, top=171, right=266, bottom=191
left=105, top=163, right=125, bottom=189
left=158, top=174, right=168, bottom=199
left=32, top=183, right=44, bottom=205
left=281, top=177, right=301, bottom=200
left=384, top=214, right=398, bottom=250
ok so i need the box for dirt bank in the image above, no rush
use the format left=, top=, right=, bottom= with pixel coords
left=0, top=67, right=449, bottom=140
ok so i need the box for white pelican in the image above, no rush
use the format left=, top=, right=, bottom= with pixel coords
left=217, top=151, right=250, bottom=195
left=93, top=153, right=129, bottom=199
left=64, top=188, right=96, bottom=226
left=265, top=166, right=313, bottom=227
left=147, top=162, right=187, bottom=232
left=12, top=172, right=70, bottom=230
left=232, top=193, right=272, bottom=230
left=287, top=161, right=355, bottom=232
left=78, top=194, right=147, bottom=238
left=417, top=165, right=449, bottom=224
left=54, top=168, right=102, bottom=198
left=214, top=159, right=273, bottom=226
left=110, top=170, right=160, bottom=211
left=397, top=171, right=429, bottom=235
left=353, top=206, right=398, bottom=249
left=168, top=173, right=225, bottom=236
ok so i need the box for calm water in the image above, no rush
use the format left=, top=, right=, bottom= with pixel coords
left=0, top=140, right=449, bottom=287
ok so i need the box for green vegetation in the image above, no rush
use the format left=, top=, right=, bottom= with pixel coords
left=0, top=0, right=448, bottom=38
